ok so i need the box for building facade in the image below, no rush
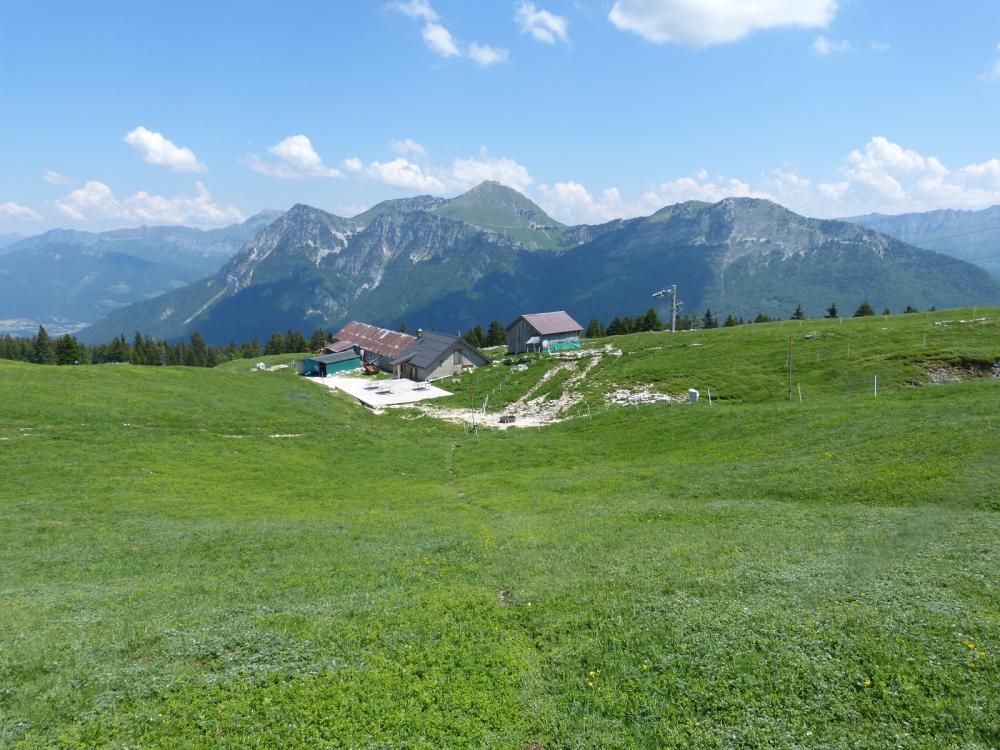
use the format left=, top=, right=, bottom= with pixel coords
left=392, top=331, right=490, bottom=382
left=505, top=311, right=583, bottom=354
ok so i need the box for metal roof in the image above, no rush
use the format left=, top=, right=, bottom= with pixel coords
left=507, top=311, right=583, bottom=336
left=392, top=331, right=489, bottom=369
left=322, top=340, right=358, bottom=354
left=333, top=321, right=416, bottom=358
left=307, top=351, right=362, bottom=365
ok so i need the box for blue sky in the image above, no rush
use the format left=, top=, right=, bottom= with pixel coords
left=2, top=0, right=999, bottom=231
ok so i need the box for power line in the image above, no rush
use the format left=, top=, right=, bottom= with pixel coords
left=915, top=224, right=1000, bottom=246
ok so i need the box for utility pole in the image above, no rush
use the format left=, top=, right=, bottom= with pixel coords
left=652, top=284, right=681, bottom=333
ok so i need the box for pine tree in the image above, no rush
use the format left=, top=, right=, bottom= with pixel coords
left=462, top=325, right=484, bottom=347
left=753, top=313, right=771, bottom=324
left=285, top=329, right=308, bottom=353
left=264, top=331, right=285, bottom=355
left=825, top=303, right=839, bottom=319
left=243, top=337, right=262, bottom=359
left=34, top=325, right=54, bottom=364
left=398, top=322, right=409, bottom=334
left=702, top=308, right=718, bottom=329
left=309, top=328, right=328, bottom=352
left=723, top=314, right=739, bottom=327
left=854, top=300, right=875, bottom=317
left=111, top=335, right=131, bottom=363
left=585, top=318, right=604, bottom=338
left=641, top=307, right=663, bottom=332
left=486, top=320, right=506, bottom=346
left=904, top=305, right=918, bottom=314
left=132, top=332, right=147, bottom=365
left=186, top=332, right=208, bottom=366
left=792, top=304, right=805, bottom=320
left=882, top=307, right=891, bottom=316
left=605, top=317, right=625, bottom=336
left=54, top=334, right=81, bottom=364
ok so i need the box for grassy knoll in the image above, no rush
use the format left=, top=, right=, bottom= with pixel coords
left=1, top=310, right=998, bottom=748
left=435, top=307, right=1000, bottom=413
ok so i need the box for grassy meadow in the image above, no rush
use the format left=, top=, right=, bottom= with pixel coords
left=1, top=308, right=998, bottom=748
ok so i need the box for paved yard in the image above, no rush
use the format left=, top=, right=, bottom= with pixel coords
left=305, top=375, right=452, bottom=408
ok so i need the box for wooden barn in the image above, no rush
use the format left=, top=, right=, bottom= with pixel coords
left=505, top=311, right=583, bottom=354
left=392, top=331, right=490, bottom=382
left=299, top=350, right=362, bottom=377
left=332, top=322, right=416, bottom=373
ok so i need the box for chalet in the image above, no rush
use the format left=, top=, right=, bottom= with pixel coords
left=505, top=311, right=583, bottom=354
left=392, top=331, right=490, bottom=382
left=300, top=350, right=362, bottom=377
left=332, top=321, right=416, bottom=373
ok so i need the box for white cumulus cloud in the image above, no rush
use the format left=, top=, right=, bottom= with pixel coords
left=760, top=137, right=1000, bottom=216
left=245, top=135, right=341, bottom=179
left=367, top=158, right=446, bottom=192
left=813, top=35, right=851, bottom=55
left=608, top=0, right=838, bottom=46
left=56, top=181, right=243, bottom=226
left=989, top=43, right=1000, bottom=81
left=390, top=138, right=429, bottom=158
left=386, top=0, right=438, bottom=21
left=0, top=201, right=42, bottom=221
left=344, top=145, right=533, bottom=195
left=467, top=42, right=510, bottom=66
left=449, top=150, right=533, bottom=192
left=422, top=22, right=461, bottom=57
left=390, top=1, right=508, bottom=66
left=124, top=126, right=206, bottom=173
left=538, top=171, right=770, bottom=224
left=538, top=182, right=630, bottom=223
left=42, top=170, right=75, bottom=186
left=515, top=2, right=569, bottom=44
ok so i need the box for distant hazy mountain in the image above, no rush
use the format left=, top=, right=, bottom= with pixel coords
left=845, top=206, right=1000, bottom=276
left=79, top=183, right=1000, bottom=344
left=0, top=211, right=281, bottom=335
left=0, top=233, right=26, bottom=251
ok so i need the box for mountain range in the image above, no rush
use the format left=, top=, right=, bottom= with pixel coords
left=0, top=211, right=280, bottom=335
left=845, top=206, right=1000, bottom=277
left=78, top=182, right=1000, bottom=344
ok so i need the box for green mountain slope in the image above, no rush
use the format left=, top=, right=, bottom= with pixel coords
left=0, top=211, right=282, bottom=335
left=845, top=205, right=1000, bottom=276
left=80, top=186, right=1000, bottom=344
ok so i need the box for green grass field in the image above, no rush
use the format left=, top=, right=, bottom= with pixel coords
left=1, top=309, right=998, bottom=748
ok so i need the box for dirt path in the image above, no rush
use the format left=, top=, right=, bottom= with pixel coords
left=415, top=348, right=610, bottom=429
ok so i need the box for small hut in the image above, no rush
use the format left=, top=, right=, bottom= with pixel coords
left=300, top=350, right=362, bottom=377
left=505, top=311, right=583, bottom=354
left=392, top=331, right=489, bottom=382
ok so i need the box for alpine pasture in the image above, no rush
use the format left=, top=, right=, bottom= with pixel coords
left=1, top=309, right=998, bottom=748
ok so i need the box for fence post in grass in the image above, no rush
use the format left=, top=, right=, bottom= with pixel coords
left=787, top=336, right=793, bottom=402
left=923, top=334, right=927, bottom=349
left=798, top=383, right=802, bottom=403
left=707, top=388, right=713, bottom=406
left=874, top=375, right=877, bottom=398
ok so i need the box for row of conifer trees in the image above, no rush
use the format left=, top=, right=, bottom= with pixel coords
left=0, top=326, right=337, bottom=367
left=459, top=300, right=922, bottom=346
left=2, top=300, right=927, bottom=366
